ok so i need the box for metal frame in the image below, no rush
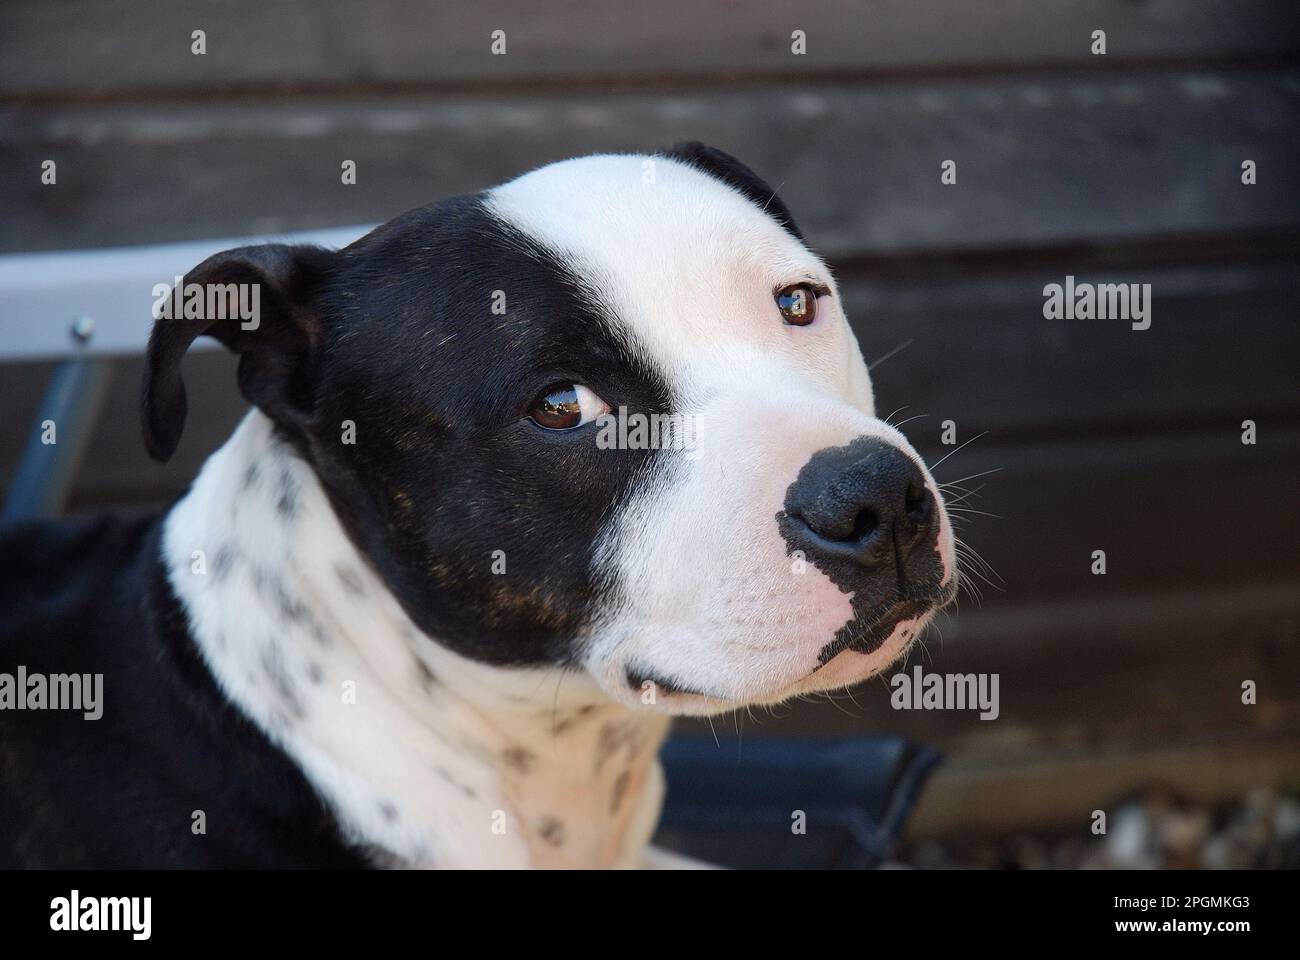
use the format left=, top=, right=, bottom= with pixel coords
left=0, top=225, right=374, bottom=519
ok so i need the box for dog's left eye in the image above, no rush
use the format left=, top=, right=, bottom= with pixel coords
left=529, top=383, right=610, bottom=430
left=775, top=283, right=820, bottom=326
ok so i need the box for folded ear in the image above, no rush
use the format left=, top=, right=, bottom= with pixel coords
left=141, top=243, right=335, bottom=462
left=665, top=141, right=804, bottom=242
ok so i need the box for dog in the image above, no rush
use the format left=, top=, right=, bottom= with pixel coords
left=0, top=143, right=956, bottom=868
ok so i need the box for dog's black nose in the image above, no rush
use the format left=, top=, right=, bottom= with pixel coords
left=780, top=438, right=934, bottom=571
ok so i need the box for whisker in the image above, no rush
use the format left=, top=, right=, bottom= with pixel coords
left=939, top=483, right=987, bottom=506
left=939, top=467, right=1003, bottom=487
left=891, top=413, right=930, bottom=431
left=954, top=544, right=1005, bottom=591
left=868, top=339, right=915, bottom=371
left=927, top=431, right=988, bottom=473
left=946, top=506, right=1003, bottom=520
left=882, top=405, right=909, bottom=428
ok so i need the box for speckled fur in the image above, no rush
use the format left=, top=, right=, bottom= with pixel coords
left=165, top=412, right=669, bottom=868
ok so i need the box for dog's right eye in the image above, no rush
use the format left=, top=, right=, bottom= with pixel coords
left=529, top=383, right=610, bottom=430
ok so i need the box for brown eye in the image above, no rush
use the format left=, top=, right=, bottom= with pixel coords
left=775, top=283, right=818, bottom=326
left=528, top=383, right=610, bottom=430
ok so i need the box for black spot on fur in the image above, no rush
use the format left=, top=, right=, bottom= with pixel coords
left=211, top=544, right=237, bottom=582
left=378, top=800, right=399, bottom=823
left=595, top=721, right=642, bottom=773
left=610, top=769, right=631, bottom=814
left=501, top=746, right=536, bottom=775
left=252, top=568, right=289, bottom=618
left=253, top=566, right=322, bottom=635
left=260, top=643, right=305, bottom=720
left=276, top=466, right=299, bottom=519
left=434, top=766, right=477, bottom=799
left=538, top=816, right=565, bottom=847
left=334, top=563, right=365, bottom=597
left=412, top=657, right=437, bottom=691
left=242, top=462, right=261, bottom=491
left=552, top=703, right=600, bottom=735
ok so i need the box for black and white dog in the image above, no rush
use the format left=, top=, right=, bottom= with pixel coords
left=0, top=144, right=955, bottom=868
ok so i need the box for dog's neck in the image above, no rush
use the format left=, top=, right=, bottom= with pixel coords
left=162, top=412, right=669, bottom=868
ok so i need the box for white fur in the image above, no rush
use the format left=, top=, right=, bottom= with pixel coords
left=488, top=154, right=955, bottom=714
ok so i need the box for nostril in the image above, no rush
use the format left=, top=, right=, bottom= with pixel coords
left=849, top=507, right=878, bottom=543
left=904, top=482, right=929, bottom=523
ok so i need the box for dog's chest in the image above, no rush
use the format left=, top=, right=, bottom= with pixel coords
left=164, top=412, right=669, bottom=868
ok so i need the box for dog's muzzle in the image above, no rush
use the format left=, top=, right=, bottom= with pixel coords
left=778, top=436, right=950, bottom=656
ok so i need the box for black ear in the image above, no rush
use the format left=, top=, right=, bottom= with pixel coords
left=141, top=243, right=334, bottom=462
left=665, top=141, right=804, bottom=242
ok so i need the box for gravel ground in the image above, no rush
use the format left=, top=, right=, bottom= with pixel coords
left=894, top=786, right=1300, bottom=869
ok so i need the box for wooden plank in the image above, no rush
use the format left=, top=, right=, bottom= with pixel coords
left=908, top=738, right=1300, bottom=836
left=2, top=1, right=1297, bottom=98
left=855, top=255, right=1300, bottom=433
left=3, top=70, right=1296, bottom=257
left=902, top=430, right=1300, bottom=598
left=4, top=254, right=1292, bottom=469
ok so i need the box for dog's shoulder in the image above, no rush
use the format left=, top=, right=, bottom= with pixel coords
left=0, top=511, right=368, bottom=868
left=0, top=513, right=156, bottom=649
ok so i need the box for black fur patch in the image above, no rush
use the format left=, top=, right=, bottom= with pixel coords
left=285, top=195, right=675, bottom=668
left=0, top=517, right=369, bottom=867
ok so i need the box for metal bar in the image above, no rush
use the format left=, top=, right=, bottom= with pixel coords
left=0, top=225, right=375, bottom=363
left=1, top=356, right=115, bottom=522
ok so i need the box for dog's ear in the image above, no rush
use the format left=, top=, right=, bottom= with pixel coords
left=142, top=243, right=335, bottom=462
left=664, top=141, right=804, bottom=241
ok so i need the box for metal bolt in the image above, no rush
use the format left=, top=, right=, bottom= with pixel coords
left=70, top=315, right=95, bottom=342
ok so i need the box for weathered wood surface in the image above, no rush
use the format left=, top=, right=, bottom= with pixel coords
left=3, top=71, right=1296, bottom=255
left=3, top=1, right=1297, bottom=98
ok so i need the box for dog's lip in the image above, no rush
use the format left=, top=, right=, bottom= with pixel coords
left=619, top=580, right=957, bottom=707
left=810, top=583, right=955, bottom=670
left=624, top=664, right=721, bottom=700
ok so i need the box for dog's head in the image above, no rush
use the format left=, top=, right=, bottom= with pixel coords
left=144, top=144, right=955, bottom=716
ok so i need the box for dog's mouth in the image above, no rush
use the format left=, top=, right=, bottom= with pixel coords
left=619, top=579, right=957, bottom=710
left=813, top=581, right=956, bottom=668
left=623, top=665, right=716, bottom=699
